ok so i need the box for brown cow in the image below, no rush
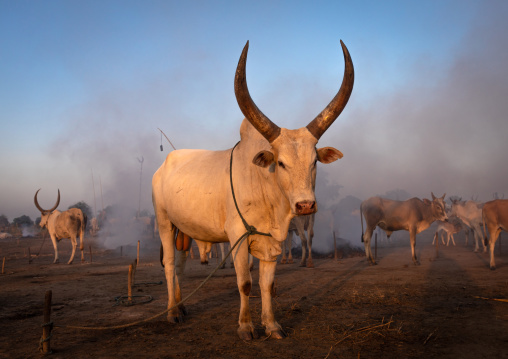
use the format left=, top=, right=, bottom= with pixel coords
left=34, top=189, right=87, bottom=264
left=482, top=199, right=508, bottom=270
left=361, top=193, right=447, bottom=265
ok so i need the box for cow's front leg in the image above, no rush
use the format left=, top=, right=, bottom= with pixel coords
left=259, top=260, right=285, bottom=339
left=409, top=229, right=419, bottom=265
left=233, top=245, right=257, bottom=340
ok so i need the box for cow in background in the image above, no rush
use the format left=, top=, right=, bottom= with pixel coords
left=433, top=216, right=464, bottom=246
left=450, top=199, right=486, bottom=253
left=361, top=193, right=447, bottom=265
left=482, top=199, right=508, bottom=269
left=280, top=214, right=315, bottom=267
left=34, top=189, right=87, bottom=264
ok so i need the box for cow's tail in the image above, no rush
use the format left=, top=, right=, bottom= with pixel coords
left=482, top=209, right=489, bottom=247
left=81, top=213, right=87, bottom=251
left=360, top=203, right=364, bottom=243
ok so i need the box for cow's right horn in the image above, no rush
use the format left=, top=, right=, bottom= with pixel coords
left=306, top=40, right=355, bottom=140
left=234, top=41, right=281, bottom=143
left=34, top=189, right=60, bottom=213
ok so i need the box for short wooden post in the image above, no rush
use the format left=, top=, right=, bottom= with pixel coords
left=333, top=231, right=338, bottom=261
left=120, top=246, right=123, bottom=257
left=28, top=247, right=32, bottom=264
left=375, top=233, right=378, bottom=261
left=2, top=257, right=5, bottom=274
left=89, top=245, right=93, bottom=263
left=137, top=240, right=140, bottom=265
left=40, top=290, right=52, bottom=354
left=128, top=264, right=133, bottom=302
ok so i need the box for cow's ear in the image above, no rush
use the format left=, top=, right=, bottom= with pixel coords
left=423, top=198, right=431, bottom=205
left=317, top=147, right=343, bottom=164
left=252, top=150, right=275, bottom=168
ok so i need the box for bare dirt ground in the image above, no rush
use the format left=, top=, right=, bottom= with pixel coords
left=1, top=229, right=507, bottom=359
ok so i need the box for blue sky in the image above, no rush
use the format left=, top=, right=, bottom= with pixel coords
left=1, top=0, right=507, bottom=223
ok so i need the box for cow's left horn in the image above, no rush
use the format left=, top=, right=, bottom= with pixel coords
left=34, top=189, right=60, bottom=213
left=234, top=41, right=281, bottom=143
left=306, top=40, right=355, bottom=140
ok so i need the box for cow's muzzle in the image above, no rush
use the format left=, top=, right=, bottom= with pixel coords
left=295, top=201, right=316, bottom=215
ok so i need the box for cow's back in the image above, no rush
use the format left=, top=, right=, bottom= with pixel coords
left=484, top=199, right=508, bottom=229
left=153, top=148, right=231, bottom=241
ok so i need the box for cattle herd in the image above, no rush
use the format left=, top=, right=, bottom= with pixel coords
left=25, top=41, right=507, bottom=342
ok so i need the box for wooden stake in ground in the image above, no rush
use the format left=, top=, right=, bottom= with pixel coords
left=120, top=246, right=123, bottom=257
left=28, top=247, right=32, bottom=264
left=89, top=245, right=93, bottom=263
left=137, top=240, right=140, bottom=265
left=128, top=264, right=133, bottom=302
left=2, top=257, right=5, bottom=274
left=40, top=290, right=52, bottom=354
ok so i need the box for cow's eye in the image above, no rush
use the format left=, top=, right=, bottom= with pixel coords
left=278, top=161, right=285, bottom=169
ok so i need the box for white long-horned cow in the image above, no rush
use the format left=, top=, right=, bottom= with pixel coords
left=152, top=40, right=354, bottom=340
left=34, top=189, right=87, bottom=264
left=360, top=193, right=447, bottom=265
left=482, top=199, right=508, bottom=270
left=280, top=214, right=315, bottom=267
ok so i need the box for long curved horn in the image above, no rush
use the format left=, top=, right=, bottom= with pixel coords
left=34, top=189, right=60, bottom=213
left=306, top=40, right=355, bottom=140
left=234, top=41, right=281, bottom=143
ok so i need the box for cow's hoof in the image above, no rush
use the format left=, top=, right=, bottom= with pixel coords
left=280, top=259, right=286, bottom=264
left=179, top=306, right=188, bottom=316
left=490, top=266, right=496, bottom=271
left=237, top=326, right=259, bottom=341
left=306, top=261, right=314, bottom=268
left=219, top=264, right=226, bottom=269
left=288, top=259, right=294, bottom=264
left=167, top=313, right=184, bottom=323
left=413, top=261, right=421, bottom=266
left=265, top=325, right=286, bottom=339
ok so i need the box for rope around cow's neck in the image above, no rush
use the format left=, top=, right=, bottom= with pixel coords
left=54, top=142, right=272, bottom=331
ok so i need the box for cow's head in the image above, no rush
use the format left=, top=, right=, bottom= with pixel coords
left=235, top=41, right=354, bottom=216
left=34, top=189, right=60, bottom=228
left=431, top=192, right=448, bottom=222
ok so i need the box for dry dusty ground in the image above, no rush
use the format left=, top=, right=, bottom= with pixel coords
left=0, top=230, right=507, bottom=359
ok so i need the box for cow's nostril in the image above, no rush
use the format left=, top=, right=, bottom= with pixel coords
left=295, top=201, right=316, bottom=215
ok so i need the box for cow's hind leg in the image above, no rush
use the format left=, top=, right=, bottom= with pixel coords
left=259, top=260, right=285, bottom=339
left=297, top=228, right=309, bottom=267
left=160, top=221, right=185, bottom=323
left=363, top=227, right=376, bottom=265
left=68, top=236, right=77, bottom=264
left=488, top=227, right=501, bottom=270
left=307, top=216, right=315, bottom=268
